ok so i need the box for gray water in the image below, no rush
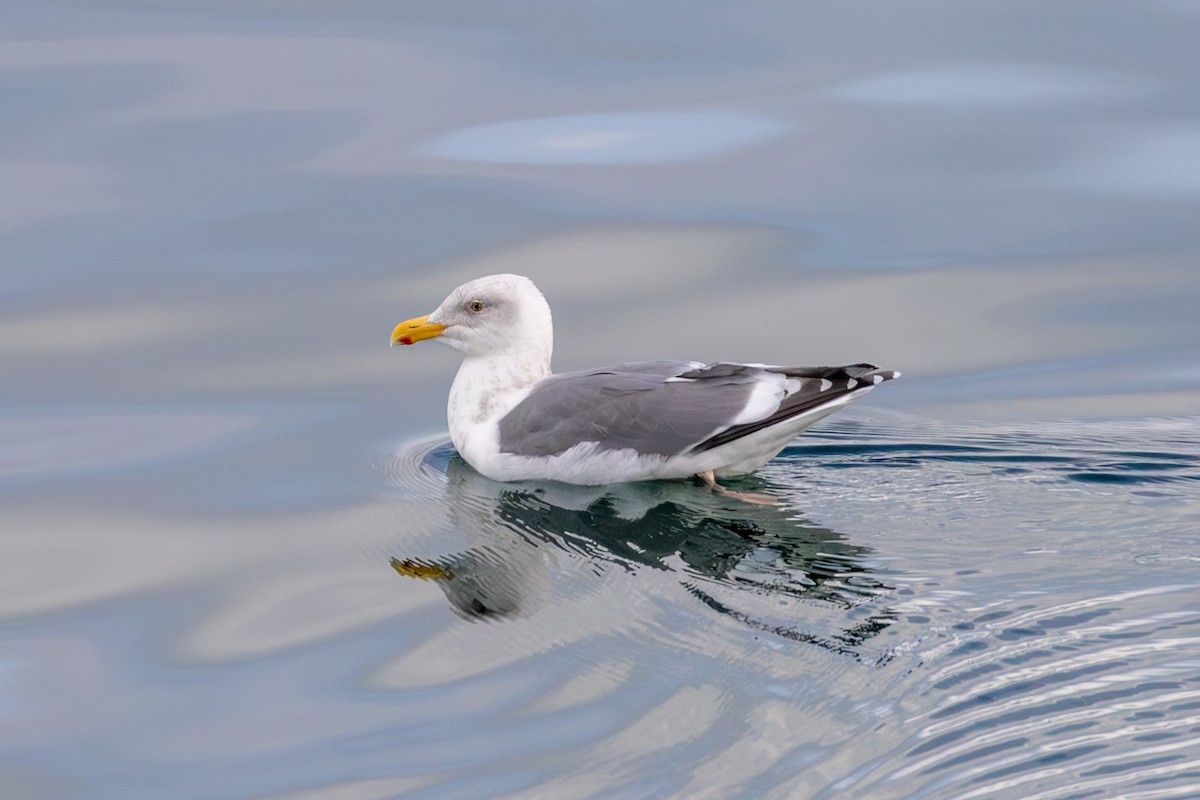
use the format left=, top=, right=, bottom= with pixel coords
left=4, top=1, right=1200, bottom=798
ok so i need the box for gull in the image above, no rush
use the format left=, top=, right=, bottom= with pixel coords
left=391, top=274, right=897, bottom=500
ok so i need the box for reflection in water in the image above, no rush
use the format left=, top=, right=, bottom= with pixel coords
left=423, top=111, right=787, bottom=165
left=392, top=452, right=895, bottom=659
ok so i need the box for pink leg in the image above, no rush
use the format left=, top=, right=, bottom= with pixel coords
left=696, top=470, right=777, bottom=505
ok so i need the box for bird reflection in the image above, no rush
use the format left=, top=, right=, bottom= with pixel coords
left=393, top=455, right=895, bottom=658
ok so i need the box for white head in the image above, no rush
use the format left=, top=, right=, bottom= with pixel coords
left=391, top=274, right=554, bottom=364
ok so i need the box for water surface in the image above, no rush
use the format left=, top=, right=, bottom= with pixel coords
left=3, top=1, right=1200, bottom=798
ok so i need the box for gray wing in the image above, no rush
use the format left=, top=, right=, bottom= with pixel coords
left=497, top=361, right=751, bottom=457
left=496, top=361, right=898, bottom=459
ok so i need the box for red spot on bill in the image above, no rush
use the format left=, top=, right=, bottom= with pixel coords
left=398, top=336, right=414, bottom=345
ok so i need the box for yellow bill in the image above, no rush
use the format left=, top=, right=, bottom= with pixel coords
left=390, top=314, right=447, bottom=346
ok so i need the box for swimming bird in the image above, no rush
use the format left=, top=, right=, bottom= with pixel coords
left=391, top=274, right=898, bottom=498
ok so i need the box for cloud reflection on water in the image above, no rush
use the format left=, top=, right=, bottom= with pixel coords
left=423, top=111, right=787, bottom=164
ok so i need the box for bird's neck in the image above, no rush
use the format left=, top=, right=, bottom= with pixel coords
left=447, top=350, right=551, bottom=447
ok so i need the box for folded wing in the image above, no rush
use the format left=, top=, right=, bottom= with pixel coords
left=496, top=361, right=898, bottom=459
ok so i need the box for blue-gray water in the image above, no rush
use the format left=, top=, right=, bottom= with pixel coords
left=3, top=2, right=1200, bottom=798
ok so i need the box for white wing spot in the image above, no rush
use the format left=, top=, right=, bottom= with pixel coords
left=820, top=379, right=833, bottom=392
left=872, top=374, right=883, bottom=384
left=729, top=378, right=784, bottom=425
left=847, top=378, right=858, bottom=389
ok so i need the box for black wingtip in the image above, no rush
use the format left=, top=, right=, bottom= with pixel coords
left=689, top=364, right=900, bottom=454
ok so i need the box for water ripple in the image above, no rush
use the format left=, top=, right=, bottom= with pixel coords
left=378, top=417, right=1200, bottom=799
left=840, top=584, right=1200, bottom=799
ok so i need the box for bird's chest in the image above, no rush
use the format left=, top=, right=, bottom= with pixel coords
left=446, top=364, right=536, bottom=456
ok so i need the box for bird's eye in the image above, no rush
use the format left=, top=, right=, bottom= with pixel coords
left=467, top=300, right=486, bottom=314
